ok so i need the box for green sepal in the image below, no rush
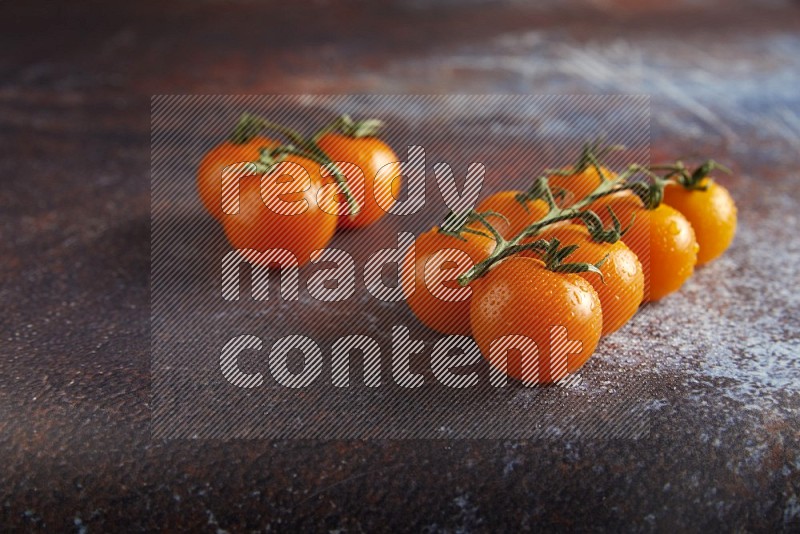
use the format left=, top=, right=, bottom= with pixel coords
left=320, top=114, right=384, bottom=139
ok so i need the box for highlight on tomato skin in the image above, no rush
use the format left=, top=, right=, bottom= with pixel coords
left=196, top=136, right=278, bottom=220
left=316, top=133, right=402, bottom=230
left=589, top=191, right=698, bottom=303
left=475, top=191, right=550, bottom=239
left=219, top=154, right=338, bottom=268
left=401, top=227, right=496, bottom=336
left=535, top=224, right=644, bottom=336
left=469, top=257, right=603, bottom=385
left=662, top=179, right=737, bottom=266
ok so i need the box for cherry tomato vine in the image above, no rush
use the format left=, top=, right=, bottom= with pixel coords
left=199, top=114, right=737, bottom=385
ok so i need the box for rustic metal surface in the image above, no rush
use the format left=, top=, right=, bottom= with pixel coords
left=2, top=0, right=800, bottom=530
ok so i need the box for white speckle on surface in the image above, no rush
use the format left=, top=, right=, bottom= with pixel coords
left=785, top=494, right=800, bottom=528
left=384, top=29, right=800, bottom=151
left=452, top=493, right=482, bottom=533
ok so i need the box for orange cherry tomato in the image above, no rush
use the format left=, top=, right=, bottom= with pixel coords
left=535, top=224, right=644, bottom=335
left=470, top=257, right=603, bottom=384
left=663, top=179, right=737, bottom=265
left=475, top=191, right=551, bottom=239
left=316, top=133, right=401, bottom=229
left=220, top=155, right=338, bottom=267
left=402, top=228, right=496, bottom=336
left=549, top=165, right=616, bottom=206
left=197, top=136, right=277, bottom=219
left=589, top=192, right=698, bottom=302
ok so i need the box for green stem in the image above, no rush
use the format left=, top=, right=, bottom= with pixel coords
left=455, top=155, right=730, bottom=287
left=229, top=112, right=361, bottom=216
left=230, top=113, right=308, bottom=147
left=544, top=138, right=623, bottom=176
left=312, top=114, right=384, bottom=141
left=456, top=163, right=652, bottom=286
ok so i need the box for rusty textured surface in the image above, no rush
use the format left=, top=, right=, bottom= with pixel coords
left=2, top=0, right=800, bottom=531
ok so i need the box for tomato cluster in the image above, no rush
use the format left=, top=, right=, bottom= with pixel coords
left=198, top=119, right=737, bottom=387
left=403, top=152, right=737, bottom=384
left=197, top=113, right=401, bottom=266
